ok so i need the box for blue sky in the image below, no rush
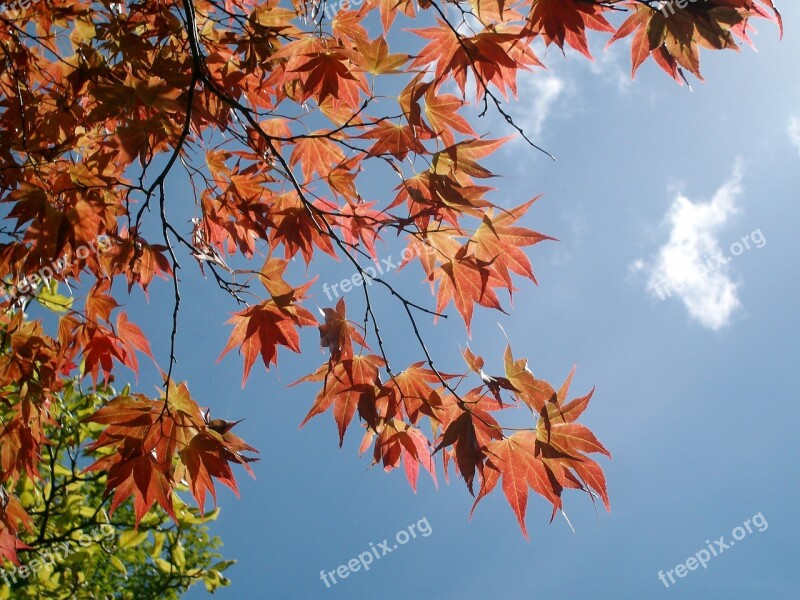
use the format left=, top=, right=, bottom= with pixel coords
left=88, top=6, right=800, bottom=599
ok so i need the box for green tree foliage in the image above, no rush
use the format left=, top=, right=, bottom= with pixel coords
left=1, top=302, right=233, bottom=599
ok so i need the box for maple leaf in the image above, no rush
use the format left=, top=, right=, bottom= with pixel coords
left=317, top=297, right=369, bottom=363
left=218, top=257, right=317, bottom=385
left=81, top=327, right=126, bottom=384
left=257, top=255, right=296, bottom=298
left=541, top=421, right=610, bottom=458
left=178, top=430, right=256, bottom=514
left=358, top=120, right=430, bottom=160
left=114, top=312, right=155, bottom=376
left=390, top=173, right=493, bottom=232
left=324, top=157, right=362, bottom=202
left=356, top=36, right=410, bottom=75
left=291, top=50, right=368, bottom=107
left=105, top=452, right=176, bottom=522
left=412, top=23, right=543, bottom=99
left=107, top=233, right=173, bottom=293
left=563, top=454, right=610, bottom=510
left=371, top=419, right=437, bottom=491
left=606, top=2, right=775, bottom=81
left=526, top=0, right=614, bottom=58
left=289, top=134, right=346, bottom=182
left=86, top=393, right=163, bottom=429
left=0, top=492, right=33, bottom=566
left=66, top=199, right=105, bottom=246
left=435, top=411, right=483, bottom=494
left=268, top=193, right=338, bottom=265
left=331, top=10, right=370, bottom=45
left=434, top=389, right=506, bottom=494
left=431, top=138, right=510, bottom=180
left=384, top=363, right=449, bottom=424
left=296, top=355, right=385, bottom=446
left=462, top=346, right=485, bottom=373
left=84, top=385, right=256, bottom=524
left=474, top=431, right=563, bottom=539
left=433, top=244, right=508, bottom=332
left=318, top=197, right=388, bottom=259
left=534, top=372, right=609, bottom=454
left=85, top=279, right=119, bottom=322
left=365, top=0, right=417, bottom=32
left=530, top=372, right=611, bottom=511
left=84, top=396, right=178, bottom=523
left=219, top=297, right=317, bottom=386
left=462, top=347, right=516, bottom=404
left=424, top=90, right=477, bottom=146
left=503, top=343, right=557, bottom=412
left=470, top=198, right=554, bottom=290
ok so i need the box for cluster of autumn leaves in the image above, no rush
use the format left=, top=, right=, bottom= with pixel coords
left=0, top=309, right=257, bottom=566
left=295, top=297, right=610, bottom=539
left=0, top=0, right=780, bottom=563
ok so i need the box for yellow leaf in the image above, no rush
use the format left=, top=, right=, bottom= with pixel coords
left=78, top=505, right=97, bottom=519
left=110, top=556, right=128, bottom=576
left=172, top=542, right=186, bottom=570
left=154, top=557, right=174, bottom=573
left=75, top=17, right=96, bottom=40
left=118, top=529, right=148, bottom=549
left=37, top=280, right=73, bottom=313
left=151, top=531, right=165, bottom=559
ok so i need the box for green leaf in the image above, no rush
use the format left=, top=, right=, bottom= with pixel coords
left=153, top=557, right=174, bottom=573
left=118, top=529, right=148, bottom=549
left=110, top=555, right=128, bottom=576
left=172, top=542, right=186, bottom=570
left=36, top=279, right=73, bottom=313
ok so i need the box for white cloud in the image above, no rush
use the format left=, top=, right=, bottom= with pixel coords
left=633, top=164, right=745, bottom=330
left=586, top=41, right=631, bottom=94
left=516, top=72, right=565, bottom=139
left=789, top=116, right=800, bottom=155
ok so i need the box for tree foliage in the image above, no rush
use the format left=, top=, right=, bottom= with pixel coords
left=0, top=0, right=780, bottom=579
left=0, top=342, right=233, bottom=598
